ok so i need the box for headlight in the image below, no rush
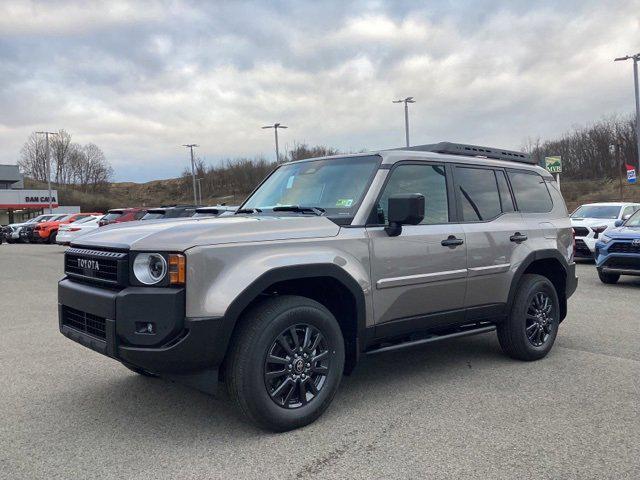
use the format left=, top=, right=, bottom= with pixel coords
left=599, top=234, right=612, bottom=244
left=133, top=253, right=167, bottom=285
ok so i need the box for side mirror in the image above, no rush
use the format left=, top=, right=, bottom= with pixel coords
left=385, top=193, right=425, bottom=236
left=614, top=220, right=624, bottom=227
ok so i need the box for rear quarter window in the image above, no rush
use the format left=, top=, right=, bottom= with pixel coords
left=508, top=170, right=553, bottom=213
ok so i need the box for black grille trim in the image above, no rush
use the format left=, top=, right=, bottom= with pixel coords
left=61, top=306, right=107, bottom=339
left=608, top=242, right=640, bottom=254
left=64, top=247, right=129, bottom=286
left=574, top=239, right=592, bottom=257
left=573, top=226, right=590, bottom=237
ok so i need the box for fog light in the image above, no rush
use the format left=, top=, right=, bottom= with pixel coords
left=135, top=322, right=156, bottom=334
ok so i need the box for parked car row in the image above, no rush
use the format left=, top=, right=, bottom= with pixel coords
left=571, top=202, right=640, bottom=285
left=1, top=204, right=237, bottom=245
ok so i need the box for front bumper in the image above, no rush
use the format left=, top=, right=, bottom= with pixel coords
left=58, top=278, right=234, bottom=374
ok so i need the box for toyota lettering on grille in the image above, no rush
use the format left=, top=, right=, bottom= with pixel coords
left=632, top=239, right=640, bottom=247
left=77, top=258, right=100, bottom=271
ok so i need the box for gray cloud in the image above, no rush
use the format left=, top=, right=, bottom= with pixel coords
left=0, top=0, right=638, bottom=181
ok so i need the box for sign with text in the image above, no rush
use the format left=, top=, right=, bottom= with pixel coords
left=544, top=156, right=562, bottom=173
left=0, top=189, right=59, bottom=209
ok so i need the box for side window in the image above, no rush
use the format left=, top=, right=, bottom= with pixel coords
left=134, top=211, right=146, bottom=220
left=455, top=167, right=502, bottom=221
left=508, top=171, right=553, bottom=213
left=496, top=171, right=515, bottom=212
left=374, top=164, right=448, bottom=225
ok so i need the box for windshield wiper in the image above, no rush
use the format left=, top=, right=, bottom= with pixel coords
left=272, top=205, right=326, bottom=216
left=236, top=208, right=263, bottom=214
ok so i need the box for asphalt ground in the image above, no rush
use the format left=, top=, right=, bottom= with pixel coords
left=1, top=244, right=638, bottom=479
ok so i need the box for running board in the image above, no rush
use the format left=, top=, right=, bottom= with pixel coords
left=366, top=324, right=496, bottom=356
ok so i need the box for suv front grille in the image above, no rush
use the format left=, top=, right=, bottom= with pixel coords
left=64, top=247, right=128, bottom=285
left=608, top=242, right=640, bottom=254
left=574, top=239, right=591, bottom=257
left=61, top=306, right=106, bottom=339
left=573, top=226, right=590, bottom=237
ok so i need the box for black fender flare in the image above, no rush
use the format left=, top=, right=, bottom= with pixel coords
left=219, top=264, right=367, bottom=370
left=506, top=249, right=571, bottom=320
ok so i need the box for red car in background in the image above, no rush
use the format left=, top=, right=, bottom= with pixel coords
left=98, top=208, right=147, bottom=226
left=31, top=212, right=103, bottom=244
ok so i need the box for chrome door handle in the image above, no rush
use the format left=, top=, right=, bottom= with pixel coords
left=441, top=236, right=464, bottom=247
left=510, top=232, right=528, bottom=243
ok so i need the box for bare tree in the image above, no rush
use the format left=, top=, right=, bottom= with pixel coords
left=18, top=132, right=48, bottom=182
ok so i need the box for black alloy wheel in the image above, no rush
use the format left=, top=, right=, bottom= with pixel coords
left=264, top=324, right=331, bottom=409
left=525, top=292, right=554, bottom=347
left=497, top=273, right=560, bottom=361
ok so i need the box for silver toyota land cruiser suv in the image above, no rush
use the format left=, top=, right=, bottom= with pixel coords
left=58, top=142, right=578, bottom=431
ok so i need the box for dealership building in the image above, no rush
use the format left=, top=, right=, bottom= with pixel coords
left=0, top=164, right=76, bottom=225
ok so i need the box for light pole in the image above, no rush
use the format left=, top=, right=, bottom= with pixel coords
left=196, top=177, right=203, bottom=205
left=262, top=123, right=288, bottom=162
left=35, top=131, right=58, bottom=213
left=393, top=97, right=415, bottom=147
left=615, top=53, right=640, bottom=170
left=182, top=144, right=199, bottom=206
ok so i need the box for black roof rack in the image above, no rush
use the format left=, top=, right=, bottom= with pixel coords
left=398, top=142, right=535, bottom=164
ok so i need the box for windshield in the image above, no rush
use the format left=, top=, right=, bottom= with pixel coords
left=571, top=205, right=621, bottom=219
left=141, top=212, right=165, bottom=220
left=241, top=155, right=380, bottom=218
left=102, top=212, right=123, bottom=222
left=624, top=210, right=640, bottom=227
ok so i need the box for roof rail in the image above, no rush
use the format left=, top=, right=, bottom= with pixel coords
left=399, top=142, right=535, bottom=164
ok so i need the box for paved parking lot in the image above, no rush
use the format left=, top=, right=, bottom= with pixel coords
left=1, top=244, right=638, bottom=479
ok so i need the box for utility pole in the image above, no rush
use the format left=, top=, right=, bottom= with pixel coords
left=35, top=131, right=58, bottom=213
left=393, top=97, right=415, bottom=147
left=261, top=123, right=288, bottom=162
left=615, top=53, right=640, bottom=170
left=182, top=144, right=199, bottom=206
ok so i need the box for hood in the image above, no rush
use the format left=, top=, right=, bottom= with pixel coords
left=72, top=215, right=340, bottom=251
left=603, top=225, right=640, bottom=240
left=7, top=222, right=30, bottom=229
left=570, top=217, right=617, bottom=227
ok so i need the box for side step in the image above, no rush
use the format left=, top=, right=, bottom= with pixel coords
left=366, top=324, right=496, bottom=356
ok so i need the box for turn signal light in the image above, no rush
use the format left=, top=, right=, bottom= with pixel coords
left=168, top=254, right=186, bottom=285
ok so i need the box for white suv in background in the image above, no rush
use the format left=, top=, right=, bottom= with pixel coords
left=56, top=215, right=104, bottom=246
left=570, top=202, right=640, bottom=258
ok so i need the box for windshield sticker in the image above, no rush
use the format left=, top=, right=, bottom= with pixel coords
left=335, top=199, right=353, bottom=208
left=286, top=176, right=295, bottom=189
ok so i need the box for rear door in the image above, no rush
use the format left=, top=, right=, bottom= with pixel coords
left=453, top=166, right=528, bottom=314
left=367, top=162, right=468, bottom=332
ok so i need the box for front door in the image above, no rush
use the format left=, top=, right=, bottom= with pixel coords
left=367, top=162, right=468, bottom=335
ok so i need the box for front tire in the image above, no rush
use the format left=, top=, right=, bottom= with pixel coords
left=225, top=295, right=345, bottom=432
left=498, top=274, right=559, bottom=361
left=48, top=231, right=57, bottom=244
left=597, top=269, right=620, bottom=284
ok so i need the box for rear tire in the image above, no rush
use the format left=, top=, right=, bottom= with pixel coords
left=597, top=269, right=620, bottom=284
left=48, top=231, right=57, bottom=244
left=498, top=274, right=559, bottom=361
left=225, top=295, right=345, bottom=432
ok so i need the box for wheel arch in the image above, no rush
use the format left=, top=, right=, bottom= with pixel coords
left=222, top=264, right=367, bottom=375
left=508, top=250, right=570, bottom=321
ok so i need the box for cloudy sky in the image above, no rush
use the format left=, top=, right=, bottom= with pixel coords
left=1, top=0, right=638, bottom=182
